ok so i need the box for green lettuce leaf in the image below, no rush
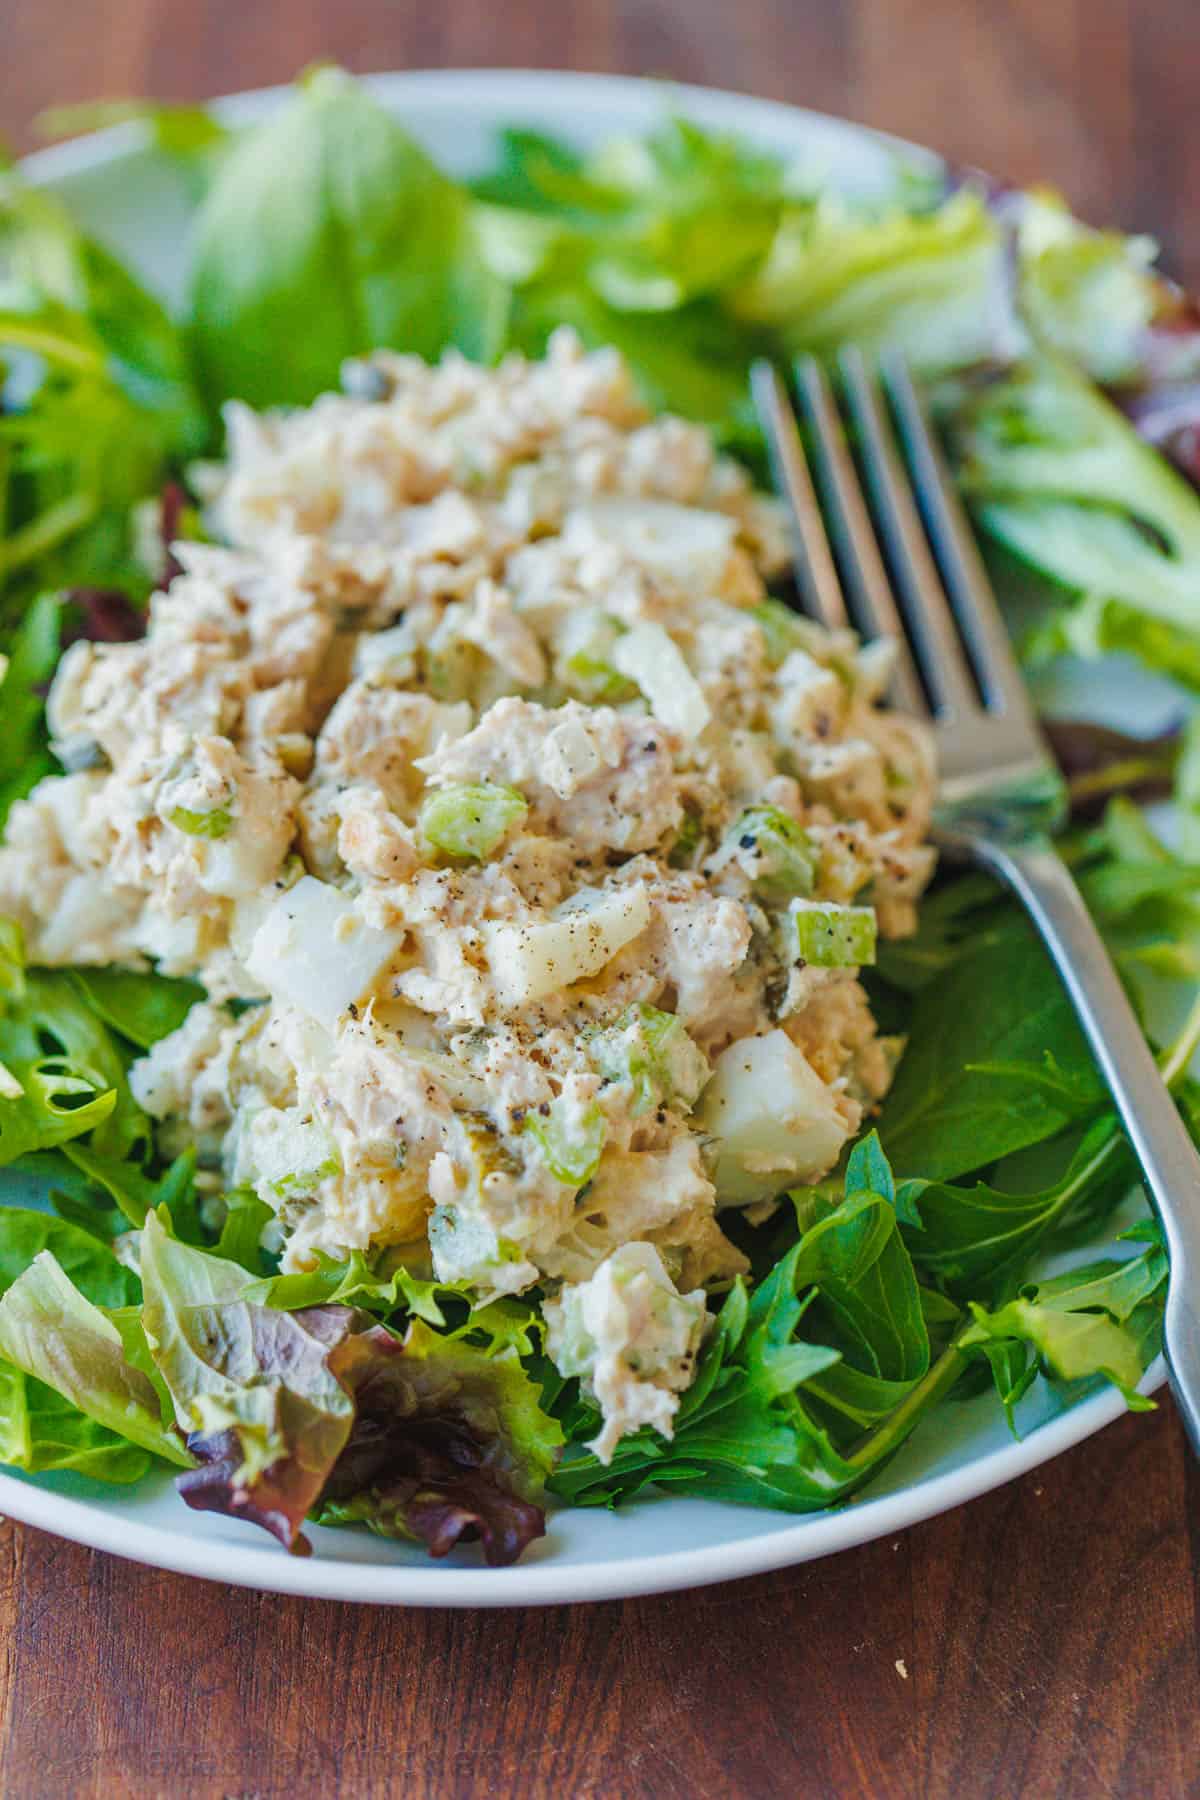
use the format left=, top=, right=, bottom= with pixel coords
left=478, top=117, right=784, bottom=313
left=730, top=188, right=1016, bottom=372
left=0, top=925, right=149, bottom=1167
left=0, top=593, right=60, bottom=824
left=0, top=1361, right=154, bottom=1482
left=0, top=1203, right=183, bottom=1479
left=0, top=1251, right=189, bottom=1465
left=951, top=355, right=1200, bottom=678
left=59, top=1140, right=198, bottom=1233
left=187, top=67, right=508, bottom=410
left=1012, top=189, right=1170, bottom=385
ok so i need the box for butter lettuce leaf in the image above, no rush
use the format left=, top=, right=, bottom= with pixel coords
left=187, top=68, right=507, bottom=410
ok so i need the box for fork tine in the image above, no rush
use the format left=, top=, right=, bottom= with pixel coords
left=837, top=346, right=978, bottom=722
left=793, top=357, right=927, bottom=717
left=881, top=353, right=1039, bottom=728
left=751, top=359, right=848, bottom=631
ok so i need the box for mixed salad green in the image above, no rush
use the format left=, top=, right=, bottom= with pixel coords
left=3, top=68, right=1200, bottom=1565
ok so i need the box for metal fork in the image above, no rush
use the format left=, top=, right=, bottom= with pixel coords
left=753, top=349, right=1200, bottom=1451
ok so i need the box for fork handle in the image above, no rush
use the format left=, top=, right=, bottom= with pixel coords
left=967, top=830, right=1200, bottom=1452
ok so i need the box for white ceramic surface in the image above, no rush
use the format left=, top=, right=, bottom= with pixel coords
left=0, top=69, right=1168, bottom=1607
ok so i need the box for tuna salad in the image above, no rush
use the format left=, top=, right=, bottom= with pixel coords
left=0, top=331, right=935, bottom=1460
left=0, top=76, right=1186, bottom=1570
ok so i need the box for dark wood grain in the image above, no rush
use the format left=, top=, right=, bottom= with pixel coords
left=4, top=3, right=1200, bottom=1794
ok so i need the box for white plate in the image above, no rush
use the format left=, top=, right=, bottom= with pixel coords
left=1, top=68, right=1169, bottom=1607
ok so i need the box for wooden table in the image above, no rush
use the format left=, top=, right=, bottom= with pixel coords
left=3, top=3, right=1200, bottom=1793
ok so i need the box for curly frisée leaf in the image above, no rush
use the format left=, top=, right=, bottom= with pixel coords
left=139, top=1216, right=558, bottom=1562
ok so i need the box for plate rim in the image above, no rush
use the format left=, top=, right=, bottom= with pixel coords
left=0, top=1362, right=1162, bottom=1607
left=6, top=64, right=1164, bottom=1606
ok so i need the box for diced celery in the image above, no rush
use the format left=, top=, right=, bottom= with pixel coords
left=524, top=1096, right=607, bottom=1189
left=792, top=900, right=877, bottom=967
left=418, top=781, right=528, bottom=861
left=752, top=599, right=831, bottom=669
left=168, top=804, right=232, bottom=839
left=667, top=803, right=704, bottom=869
left=558, top=609, right=637, bottom=703
left=270, top=1156, right=340, bottom=1198
left=722, top=805, right=816, bottom=903
left=587, top=1002, right=710, bottom=1114
left=563, top=650, right=638, bottom=704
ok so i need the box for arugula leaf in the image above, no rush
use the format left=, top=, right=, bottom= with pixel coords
left=472, top=128, right=587, bottom=210
left=187, top=67, right=508, bottom=410
left=478, top=117, right=784, bottom=313
left=0, top=168, right=206, bottom=639
left=961, top=1229, right=1167, bottom=1413
left=877, top=922, right=1105, bottom=1180
left=792, top=1177, right=930, bottom=1383
left=899, top=1115, right=1136, bottom=1304
left=553, top=1153, right=944, bottom=1510
left=1, top=178, right=204, bottom=445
